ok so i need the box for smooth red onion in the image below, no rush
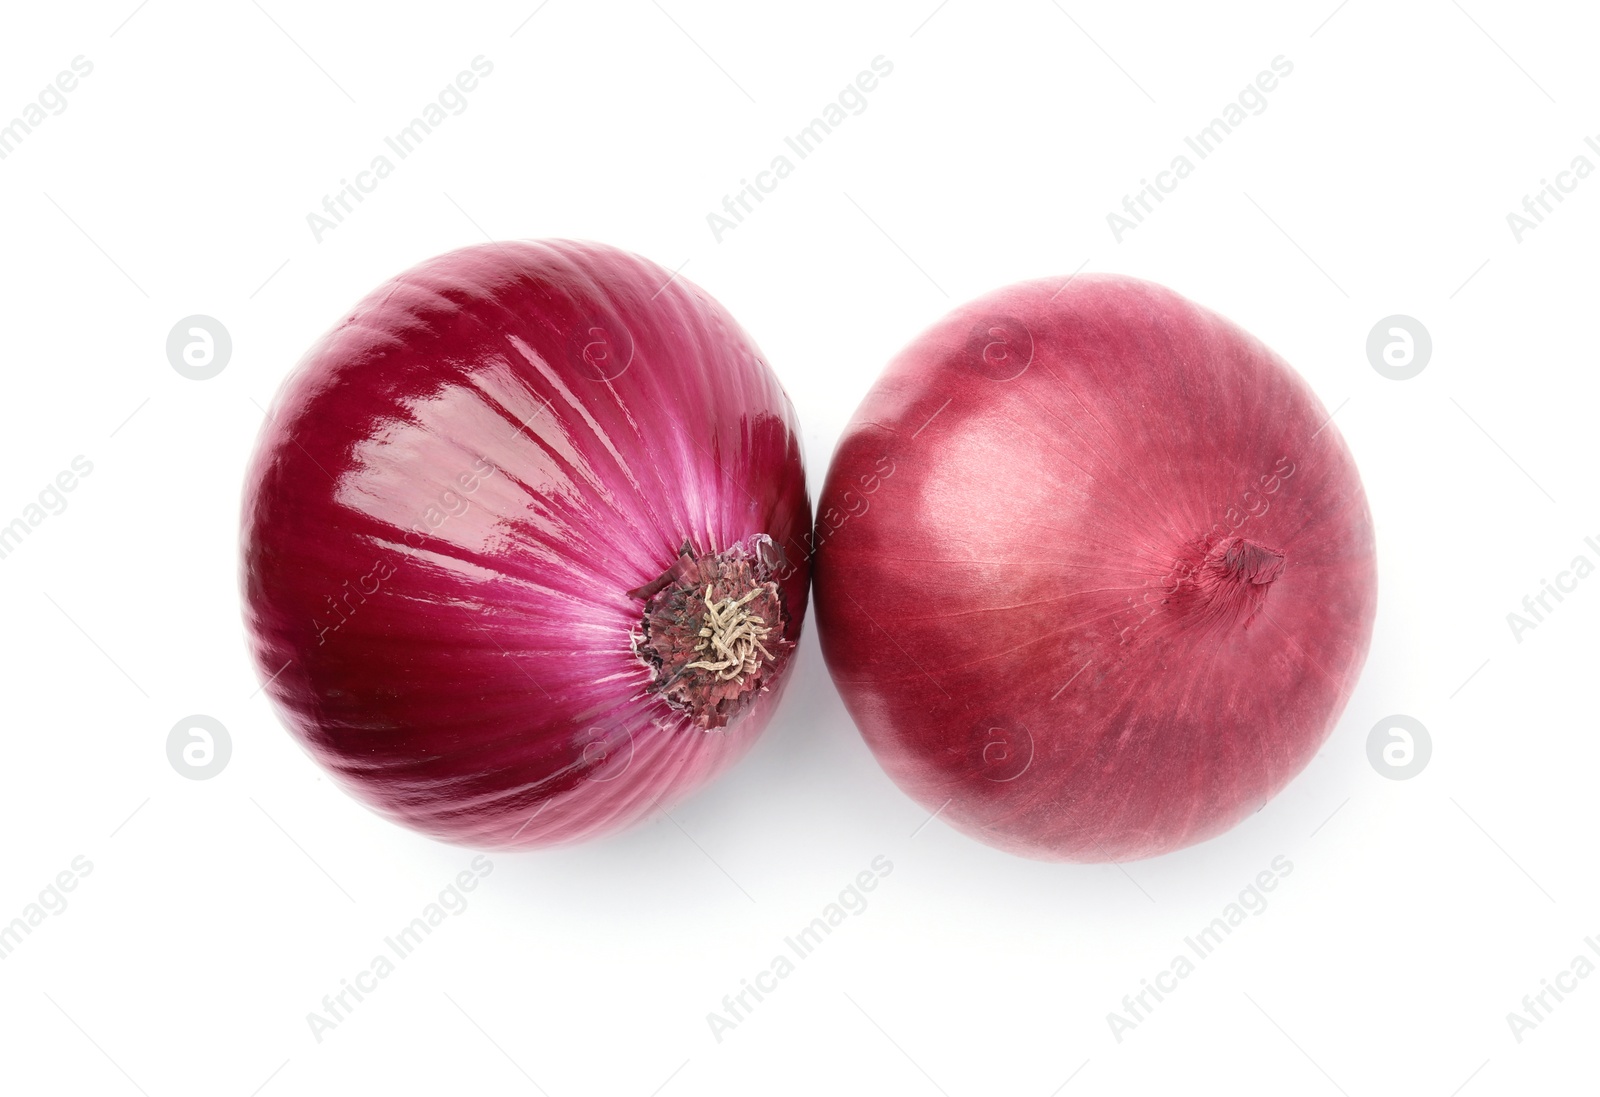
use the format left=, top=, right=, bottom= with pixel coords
left=241, top=240, right=809, bottom=848
left=815, top=274, right=1376, bottom=862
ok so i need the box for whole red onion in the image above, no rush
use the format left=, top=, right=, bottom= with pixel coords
left=242, top=240, right=809, bottom=848
left=815, top=274, right=1376, bottom=862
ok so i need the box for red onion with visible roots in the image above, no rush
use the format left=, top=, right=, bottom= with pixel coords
left=242, top=240, right=809, bottom=848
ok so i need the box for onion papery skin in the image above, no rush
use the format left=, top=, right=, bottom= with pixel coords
left=815, top=275, right=1376, bottom=862
left=241, top=240, right=810, bottom=849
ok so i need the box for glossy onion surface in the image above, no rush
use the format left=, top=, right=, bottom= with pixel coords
left=816, top=275, right=1376, bottom=862
left=242, top=241, right=810, bottom=848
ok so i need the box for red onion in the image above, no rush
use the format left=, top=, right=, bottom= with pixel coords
left=241, top=240, right=809, bottom=848
left=815, top=275, right=1376, bottom=862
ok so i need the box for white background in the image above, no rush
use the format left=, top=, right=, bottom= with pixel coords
left=1, top=1, right=1596, bottom=1094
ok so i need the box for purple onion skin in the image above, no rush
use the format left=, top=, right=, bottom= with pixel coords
left=815, top=275, right=1376, bottom=863
left=242, top=241, right=810, bottom=849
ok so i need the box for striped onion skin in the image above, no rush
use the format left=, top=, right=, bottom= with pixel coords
left=242, top=241, right=810, bottom=848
